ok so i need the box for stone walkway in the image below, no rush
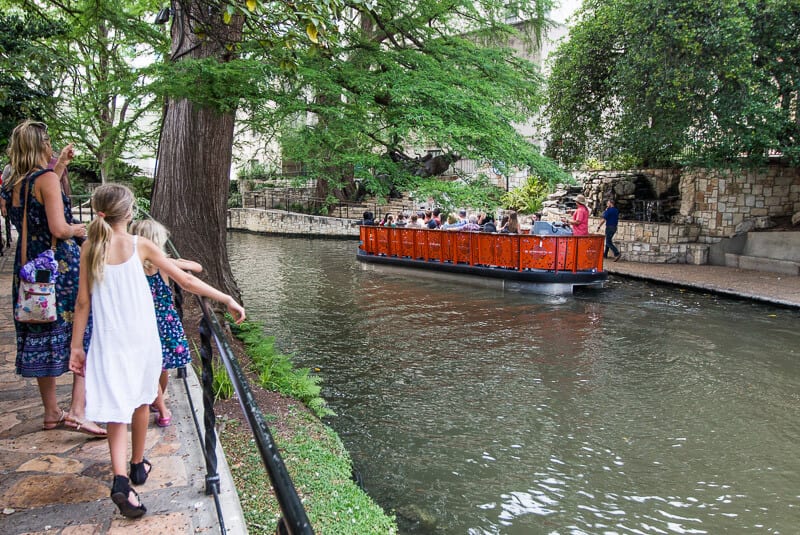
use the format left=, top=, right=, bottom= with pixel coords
left=0, top=238, right=245, bottom=534
left=605, top=258, right=800, bottom=308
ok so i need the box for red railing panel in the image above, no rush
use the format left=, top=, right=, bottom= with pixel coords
left=413, top=229, right=427, bottom=259
left=376, top=227, right=391, bottom=256
left=474, top=233, right=497, bottom=266
left=439, top=232, right=455, bottom=263
left=397, top=228, right=416, bottom=258
left=427, top=230, right=444, bottom=261
left=520, top=236, right=557, bottom=270
left=494, top=235, right=520, bottom=269
left=577, top=236, right=605, bottom=271
left=454, top=232, right=472, bottom=264
left=359, top=227, right=606, bottom=274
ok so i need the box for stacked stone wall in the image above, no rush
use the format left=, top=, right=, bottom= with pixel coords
left=575, top=164, right=800, bottom=264
left=589, top=218, right=706, bottom=264
left=679, top=166, right=800, bottom=238
left=228, top=208, right=359, bottom=238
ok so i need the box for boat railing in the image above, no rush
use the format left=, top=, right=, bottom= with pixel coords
left=359, top=226, right=606, bottom=273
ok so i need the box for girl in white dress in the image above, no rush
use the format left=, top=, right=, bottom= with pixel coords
left=69, top=184, right=245, bottom=518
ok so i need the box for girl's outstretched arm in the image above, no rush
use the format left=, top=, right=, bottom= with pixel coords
left=139, top=237, right=246, bottom=324
left=69, top=247, right=92, bottom=376
left=173, top=258, right=202, bottom=273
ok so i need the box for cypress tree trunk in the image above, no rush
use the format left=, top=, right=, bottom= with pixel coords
left=151, top=0, right=242, bottom=300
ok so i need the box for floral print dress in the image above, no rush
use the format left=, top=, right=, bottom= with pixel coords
left=1, top=169, right=90, bottom=377
left=146, top=271, right=191, bottom=369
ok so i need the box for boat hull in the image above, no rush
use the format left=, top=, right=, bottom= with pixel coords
left=357, top=250, right=606, bottom=295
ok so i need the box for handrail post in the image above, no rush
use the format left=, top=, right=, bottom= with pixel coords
left=198, top=317, right=221, bottom=496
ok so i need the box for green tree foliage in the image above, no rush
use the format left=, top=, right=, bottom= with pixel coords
left=0, top=13, right=64, bottom=151
left=2, top=0, right=168, bottom=180
left=546, top=0, right=800, bottom=168
left=212, top=0, right=561, bottom=203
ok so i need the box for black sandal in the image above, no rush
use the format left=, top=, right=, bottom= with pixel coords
left=129, top=458, right=152, bottom=485
left=111, top=475, right=146, bottom=518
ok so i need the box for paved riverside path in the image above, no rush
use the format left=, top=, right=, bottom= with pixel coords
left=605, top=259, right=800, bottom=308
left=0, top=239, right=246, bottom=534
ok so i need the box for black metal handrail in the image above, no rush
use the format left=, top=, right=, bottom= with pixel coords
left=69, top=194, right=95, bottom=222
left=194, top=297, right=313, bottom=535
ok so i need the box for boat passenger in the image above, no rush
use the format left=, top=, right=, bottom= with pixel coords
left=481, top=214, right=497, bottom=233
left=498, top=214, right=509, bottom=232
left=407, top=214, right=424, bottom=228
left=462, top=215, right=481, bottom=231
left=500, top=211, right=519, bottom=234
left=427, top=209, right=441, bottom=229
left=385, top=214, right=396, bottom=227
left=441, top=214, right=460, bottom=230
left=361, top=211, right=376, bottom=226
left=396, top=213, right=407, bottom=227
left=455, top=209, right=468, bottom=227
left=423, top=210, right=432, bottom=226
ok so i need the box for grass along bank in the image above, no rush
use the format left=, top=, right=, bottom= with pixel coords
left=182, top=304, right=397, bottom=534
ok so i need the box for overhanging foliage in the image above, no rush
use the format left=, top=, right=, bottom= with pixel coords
left=546, top=0, right=800, bottom=168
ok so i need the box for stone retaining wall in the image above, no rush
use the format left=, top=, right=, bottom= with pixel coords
left=576, top=164, right=800, bottom=265
left=228, top=208, right=360, bottom=238
left=678, top=166, right=800, bottom=238
left=589, top=217, right=707, bottom=264
left=577, top=165, right=800, bottom=240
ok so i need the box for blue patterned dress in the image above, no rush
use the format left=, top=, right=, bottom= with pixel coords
left=146, top=271, right=191, bottom=369
left=1, top=169, right=90, bottom=377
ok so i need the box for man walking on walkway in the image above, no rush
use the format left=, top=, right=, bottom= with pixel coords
left=597, top=199, right=622, bottom=261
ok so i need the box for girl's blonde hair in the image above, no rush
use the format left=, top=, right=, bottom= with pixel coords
left=129, top=219, right=170, bottom=271
left=5, top=120, right=50, bottom=190
left=84, top=184, right=135, bottom=291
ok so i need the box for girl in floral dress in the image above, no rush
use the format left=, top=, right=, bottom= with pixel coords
left=129, top=219, right=200, bottom=427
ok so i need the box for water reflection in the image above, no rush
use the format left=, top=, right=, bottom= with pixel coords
left=228, top=233, right=800, bottom=534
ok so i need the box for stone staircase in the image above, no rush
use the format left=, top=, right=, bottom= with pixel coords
left=719, top=231, right=800, bottom=276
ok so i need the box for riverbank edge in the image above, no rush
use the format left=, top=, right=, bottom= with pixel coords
left=180, top=299, right=398, bottom=534
left=229, top=228, right=359, bottom=241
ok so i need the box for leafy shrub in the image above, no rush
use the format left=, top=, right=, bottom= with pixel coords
left=502, top=177, right=550, bottom=213
left=230, top=321, right=335, bottom=418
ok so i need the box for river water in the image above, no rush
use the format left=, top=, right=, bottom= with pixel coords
left=228, top=233, right=800, bottom=535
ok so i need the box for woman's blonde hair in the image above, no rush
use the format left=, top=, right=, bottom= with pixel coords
left=5, top=120, right=50, bottom=190
left=83, top=184, right=135, bottom=291
left=129, top=219, right=170, bottom=271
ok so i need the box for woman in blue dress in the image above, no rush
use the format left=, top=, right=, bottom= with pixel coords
left=1, top=120, right=105, bottom=436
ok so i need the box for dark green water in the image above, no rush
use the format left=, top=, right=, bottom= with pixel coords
left=228, top=232, right=800, bottom=534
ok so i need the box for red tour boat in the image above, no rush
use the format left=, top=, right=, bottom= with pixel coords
left=358, top=225, right=608, bottom=295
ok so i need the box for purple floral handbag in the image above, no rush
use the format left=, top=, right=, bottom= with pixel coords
left=15, top=279, right=57, bottom=323
left=14, top=175, right=58, bottom=324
